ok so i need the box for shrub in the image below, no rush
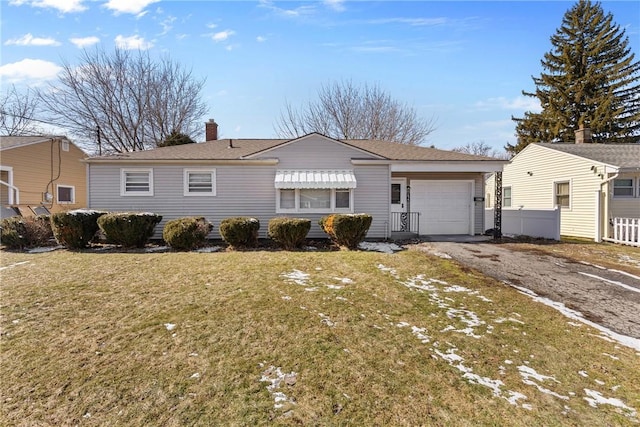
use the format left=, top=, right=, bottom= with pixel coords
left=219, top=217, right=260, bottom=249
left=0, top=215, right=53, bottom=249
left=50, top=209, right=106, bottom=249
left=268, top=217, right=311, bottom=250
left=319, top=213, right=372, bottom=249
left=163, top=216, right=213, bottom=250
left=97, top=212, right=163, bottom=248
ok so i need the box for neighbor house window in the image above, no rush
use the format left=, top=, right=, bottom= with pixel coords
left=57, top=185, right=74, bottom=204
left=554, top=181, right=570, bottom=208
left=61, top=140, right=69, bottom=151
left=613, top=178, right=634, bottom=197
left=502, top=187, right=512, bottom=207
left=277, top=188, right=353, bottom=213
left=121, top=168, right=153, bottom=196
left=485, top=193, right=491, bottom=208
left=184, top=169, right=216, bottom=196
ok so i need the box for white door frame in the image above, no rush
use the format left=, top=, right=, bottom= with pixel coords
left=412, top=179, right=475, bottom=235
left=391, top=177, right=407, bottom=213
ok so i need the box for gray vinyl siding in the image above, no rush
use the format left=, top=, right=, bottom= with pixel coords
left=253, top=134, right=379, bottom=167
left=88, top=164, right=390, bottom=240
left=393, top=172, right=486, bottom=235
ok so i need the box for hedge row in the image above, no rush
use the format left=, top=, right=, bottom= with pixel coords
left=1, top=211, right=373, bottom=251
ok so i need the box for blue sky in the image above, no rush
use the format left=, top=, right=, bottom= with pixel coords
left=1, top=0, right=638, bottom=153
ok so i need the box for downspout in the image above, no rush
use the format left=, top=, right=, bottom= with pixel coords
left=599, top=166, right=619, bottom=242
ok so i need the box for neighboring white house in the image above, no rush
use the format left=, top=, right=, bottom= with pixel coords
left=85, top=123, right=505, bottom=240
left=486, top=139, right=640, bottom=243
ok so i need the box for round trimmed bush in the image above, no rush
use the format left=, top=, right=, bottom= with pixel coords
left=319, top=213, right=372, bottom=249
left=219, top=217, right=260, bottom=249
left=0, top=215, right=53, bottom=250
left=51, top=209, right=106, bottom=249
left=268, top=217, right=311, bottom=250
left=163, top=216, right=213, bottom=250
left=97, top=212, right=163, bottom=248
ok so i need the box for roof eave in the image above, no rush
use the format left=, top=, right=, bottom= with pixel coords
left=84, top=158, right=279, bottom=165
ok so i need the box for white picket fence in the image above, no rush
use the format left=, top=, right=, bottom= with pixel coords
left=608, top=217, right=640, bottom=247
left=485, top=208, right=561, bottom=240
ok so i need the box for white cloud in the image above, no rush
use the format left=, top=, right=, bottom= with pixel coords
left=212, top=30, right=235, bottom=42
left=256, top=36, right=266, bottom=43
left=4, top=33, right=61, bottom=46
left=114, top=35, right=154, bottom=50
left=104, top=0, right=159, bottom=15
left=475, top=96, right=542, bottom=113
left=206, top=23, right=218, bottom=29
left=159, top=15, right=176, bottom=35
left=9, top=0, right=87, bottom=13
left=324, top=0, right=345, bottom=12
left=69, top=36, right=100, bottom=48
left=367, top=17, right=448, bottom=26
left=0, top=58, right=62, bottom=83
left=258, top=0, right=316, bottom=18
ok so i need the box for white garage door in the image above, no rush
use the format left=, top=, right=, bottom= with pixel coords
left=411, top=180, right=473, bottom=235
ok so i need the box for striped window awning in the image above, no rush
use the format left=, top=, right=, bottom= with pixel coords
left=274, top=170, right=357, bottom=189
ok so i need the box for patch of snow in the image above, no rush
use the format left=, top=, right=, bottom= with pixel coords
left=281, top=296, right=292, bottom=301
left=411, top=326, right=430, bottom=344
left=505, top=282, right=640, bottom=351
left=359, top=241, right=403, bottom=253
left=578, top=371, right=588, bottom=377
left=584, top=389, right=637, bottom=418
left=145, top=246, right=170, bottom=253
left=303, top=246, right=318, bottom=251
left=335, top=296, right=348, bottom=301
left=196, top=246, right=223, bottom=253
left=27, top=245, right=63, bottom=253
left=281, top=270, right=310, bottom=286
left=504, top=360, right=513, bottom=365
left=190, top=373, right=200, bottom=379
left=334, top=277, right=354, bottom=284
left=567, top=322, right=582, bottom=327
left=318, top=313, right=335, bottom=327
left=618, top=255, right=640, bottom=268
left=0, top=261, right=30, bottom=271
left=326, top=285, right=343, bottom=290
left=188, top=352, right=198, bottom=357
left=518, top=366, right=568, bottom=400
left=602, top=353, right=619, bottom=360
left=164, top=323, right=176, bottom=331
left=433, top=252, right=452, bottom=259
left=494, top=317, right=525, bottom=325
left=476, top=295, right=493, bottom=302
left=260, top=366, right=297, bottom=411
left=595, top=379, right=605, bottom=385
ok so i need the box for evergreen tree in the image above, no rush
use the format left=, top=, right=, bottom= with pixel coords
left=508, top=0, right=640, bottom=154
left=158, top=130, right=196, bottom=147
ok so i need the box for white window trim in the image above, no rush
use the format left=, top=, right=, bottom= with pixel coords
left=61, top=140, right=70, bottom=152
left=553, top=179, right=571, bottom=210
left=56, top=184, right=75, bottom=204
left=183, top=168, right=216, bottom=196
left=120, top=168, right=154, bottom=196
left=276, top=188, right=354, bottom=214
left=612, top=178, right=636, bottom=198
left=502, top=186, right=512, bottom=208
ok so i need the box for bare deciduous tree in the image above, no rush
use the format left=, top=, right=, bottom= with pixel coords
left=39, top=48, right=207, bottom=153
left=0, top=85, right=41, bottom=136
left=452, top=141, right=510, bottom=159
left=275, top=80, right=436, bottom=145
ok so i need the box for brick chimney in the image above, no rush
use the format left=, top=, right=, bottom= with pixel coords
left=205, top=119, right=218, bottom=141
left=574, top=124, right=592, bottom=144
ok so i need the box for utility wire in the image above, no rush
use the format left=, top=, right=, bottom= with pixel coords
left=0, top=109, right=69, bottom=129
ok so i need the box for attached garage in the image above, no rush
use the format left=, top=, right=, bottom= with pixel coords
left=411, top=180, right=474, bottom=235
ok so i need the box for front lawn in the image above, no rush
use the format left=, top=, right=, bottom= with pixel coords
left=1, top=248, right=638, bottom=426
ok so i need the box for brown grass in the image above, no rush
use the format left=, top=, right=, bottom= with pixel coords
left=1, top=247, right=639, bottom=426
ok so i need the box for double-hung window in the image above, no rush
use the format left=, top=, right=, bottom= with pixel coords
left=554, top=181, right=570, bottom=208
left=184, top=169, right=216, bottom=196
left=613, top=178, right=634, bottom=197
left=502, top=186, right=512, bottom=207
left=121, top=168, right=153, bottom=196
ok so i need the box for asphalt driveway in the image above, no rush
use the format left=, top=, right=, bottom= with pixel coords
left=414, top=241, right=640, bottom=340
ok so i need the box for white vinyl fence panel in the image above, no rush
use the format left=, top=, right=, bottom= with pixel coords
left=607, top=218, right=640, bottom=247
left=485, top=208, right=561, bottom=240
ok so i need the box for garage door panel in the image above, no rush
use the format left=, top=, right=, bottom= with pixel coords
left=411, top=180, right=472, bottom=235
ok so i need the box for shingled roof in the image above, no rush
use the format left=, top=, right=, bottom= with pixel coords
left=87, top=134, right=502, bottom=162
left=0, top=135, right=70, bottom=150
left=537, top=143, right=640, bottom=169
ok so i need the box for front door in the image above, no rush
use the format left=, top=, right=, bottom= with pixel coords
left=391, top=178, right=407, bottom=232
left=391, top=178, right=406, bottom=213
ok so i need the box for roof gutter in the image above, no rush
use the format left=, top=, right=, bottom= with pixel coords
left=83, top=158, right=279, bottom=165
